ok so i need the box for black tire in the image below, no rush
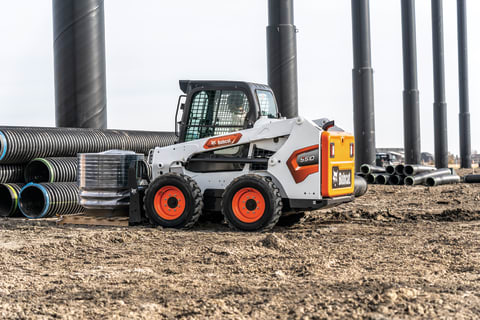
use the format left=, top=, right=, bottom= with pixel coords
left=277, top=212, right=306, bottom=227
left=144, top=173, right=203, bottom=229
left=221, top=174, right=283, bottom=231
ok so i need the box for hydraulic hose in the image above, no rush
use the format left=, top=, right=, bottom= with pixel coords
left=19, top=182, right=84, bottom=219
left=0, top=127, right=177, bottom=164
left=25, top=158, right=77, bottom=183
left=0, top=164, right=25, bottom=183
left=0, top=183, right=24, bottom=217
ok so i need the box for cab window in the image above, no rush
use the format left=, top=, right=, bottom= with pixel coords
left=256, top=90, right=278, bottom=118
left=185, top=90, right=250, bottom=142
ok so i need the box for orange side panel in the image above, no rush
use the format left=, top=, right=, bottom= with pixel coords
left=287, top=145, right=319, bottom=184
left=321, top=131, right=355, bottom=197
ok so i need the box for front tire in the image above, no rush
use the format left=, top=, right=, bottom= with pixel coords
left=221, top=175, right=282, bottom=231
left=144, top=173, right=203, bottom=229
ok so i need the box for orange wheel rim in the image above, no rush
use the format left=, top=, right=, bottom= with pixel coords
left=232, top=187, right=265, bottom=223
left=153, top=186, right=186, bottom=220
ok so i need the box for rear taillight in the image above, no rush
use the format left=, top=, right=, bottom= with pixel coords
left=330, top=143, right=335, bottom=158
left=350, top=143, right=354, bottom=158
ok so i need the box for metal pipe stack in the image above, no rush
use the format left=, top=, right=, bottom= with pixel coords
left=359, top=163, right=459, bottom=187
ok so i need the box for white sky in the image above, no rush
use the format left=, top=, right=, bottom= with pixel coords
left=0, top=1, right=479, bottom=155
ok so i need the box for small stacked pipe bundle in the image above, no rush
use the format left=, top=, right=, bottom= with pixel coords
left=360, top=163, right=459, bottom=187
left=24, top=158, right=77, bottom=183
left=0, top=164, right=25, bottom=183
left=0, top=126, right=177, bottom=164
left=78, top=151, right=145, bottom=210
left=18, top=182, right=83, bottom=219
left=0, top=183, right=24, bottom=217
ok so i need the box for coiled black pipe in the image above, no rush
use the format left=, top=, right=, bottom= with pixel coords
left=25, top=158, right=77, bottom=183
left=464, top=174, right=480, bottom=183
left=0, top=183, right=24, bottom=217
left=403, top=164, right=436, bottom=176
left=426, top=174, right=460, bottom=187
left=19, top=183, right=84, bottom=219
left=360, top=164, right=386, bottom=175
left=404, top=168, right=452, bottom=186
left=354, top=175, right=368, bottom=197
left=0, top=164, right=25, bottom=183
left=0, top=127, right=177, bottom=164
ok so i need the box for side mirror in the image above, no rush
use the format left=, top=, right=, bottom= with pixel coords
left=175, top=95, right=187, bottom=137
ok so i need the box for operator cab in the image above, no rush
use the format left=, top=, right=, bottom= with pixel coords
left=176, top=80, right=280, bottom=143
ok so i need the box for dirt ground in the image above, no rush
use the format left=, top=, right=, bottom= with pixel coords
left=1, top=170, right=480, bottom=319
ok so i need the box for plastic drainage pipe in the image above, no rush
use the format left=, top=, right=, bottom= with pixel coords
left=360, top=164, right=386, bottom=175
left=389, top=175, right=405, bottom=185
left=19, top=182, right=84, bottom=219
left=365, top=173, right=378, bottom=184
left=464, top=174, right=480, bottom=183
left=403, top=164, right=436, bottom=176
left=0, top=164, right=25, bottom=183
left=426, top=174, right=460, bottom=186
left=404, top=168, right=451, bottom=186
left=0, top=183, right=24, bottom=217
left=25, top=158, right=77, bottom=183
left=375, top=174, right=391, bottom=185
left=386, top=165, right=396, bottom=175
left=395, top=164, right=405, bottom=175
left=354, top=175, right=368, bottom=197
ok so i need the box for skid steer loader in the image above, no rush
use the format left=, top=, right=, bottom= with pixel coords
left=131, top=80, right=355, bottom=231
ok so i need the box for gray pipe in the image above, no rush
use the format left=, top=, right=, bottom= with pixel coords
left=403, top=164, right=436, bottom=176
left=267, top=0, right=298, bottom=119
left=386, top=165, right=396, bottom=175
left=365, top=173, right=378, bottom=184
left=351, top=0, right=376, bottom=172
left=375, top=174, right=391, bottom=185
left=360, top=164, right=386, bottom=175
left=426, top=174, right=460, bottom=187
left=395, top=164, right=405, bottom=175
left=53, top=0, right=107, bottom=129
left=354, top=175, right=368, bottom=197
left=464, top=174, right=480, bottom=183
left=389, top=175, right=405, bottom=185
left=404, top=168, right=451, bottom=185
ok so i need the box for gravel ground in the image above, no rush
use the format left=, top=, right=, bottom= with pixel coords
left=0, top=175, right=479, bottom=319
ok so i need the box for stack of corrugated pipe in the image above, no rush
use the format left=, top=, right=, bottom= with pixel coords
left=358, top=164, right=460, bottom=187
left=0, top=127, right=177, bottom=219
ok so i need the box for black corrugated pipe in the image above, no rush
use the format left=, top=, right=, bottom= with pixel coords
left=24, top=158, right=77, bottom=183
left=0, top=164, right=25, bottom=183
left=354, top=176, right=368, bottom=197
left=351, top=0, right=376, bottom=172
left=457, top=0, right=472, bottom=168
left=401, top=0, right=421, bottom=164
left=0, top=183, right=25, bottom=217
left=431, top=0, right=448, bottom=168
left=0, top=127, right=176, bottom=164
left=267, top=0, right=298, bottom=118
left=19, top=183, right=84, bottom=219
left=53, top=0, right=107, bottom=129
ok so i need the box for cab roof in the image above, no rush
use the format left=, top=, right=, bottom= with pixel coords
left=179, top=80, right=272, bottom=94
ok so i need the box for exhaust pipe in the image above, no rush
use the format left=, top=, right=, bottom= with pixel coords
left=360, top=164, right=386, bottom=175
left=354, top=175, right=368, bottom=197
left=403, top=164, right=436, bottom=176
left=426, top=174, right=460, bottom=187
left=0, top=183, right=24, bottom=217
left=24, top=158, right=77, bottom=183
left=19, top=182, right=84, bottom=219
left=375, top=174, right=391, bottom=185
left=389, top=175, right=405, bottom=185
left=404, top=168, right=451, bottom=185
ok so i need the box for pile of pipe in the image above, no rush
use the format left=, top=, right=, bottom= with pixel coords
left=0, top=126, right=176, bottom=218
left=359, top=164, right=460, bottom=187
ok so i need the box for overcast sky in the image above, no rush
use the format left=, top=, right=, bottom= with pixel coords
left=0, top=1, right=479, bottom=155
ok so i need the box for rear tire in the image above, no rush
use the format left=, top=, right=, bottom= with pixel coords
left=144, top=173, right=203, bottom=229
left=221, top=174, right=282, bottom=231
